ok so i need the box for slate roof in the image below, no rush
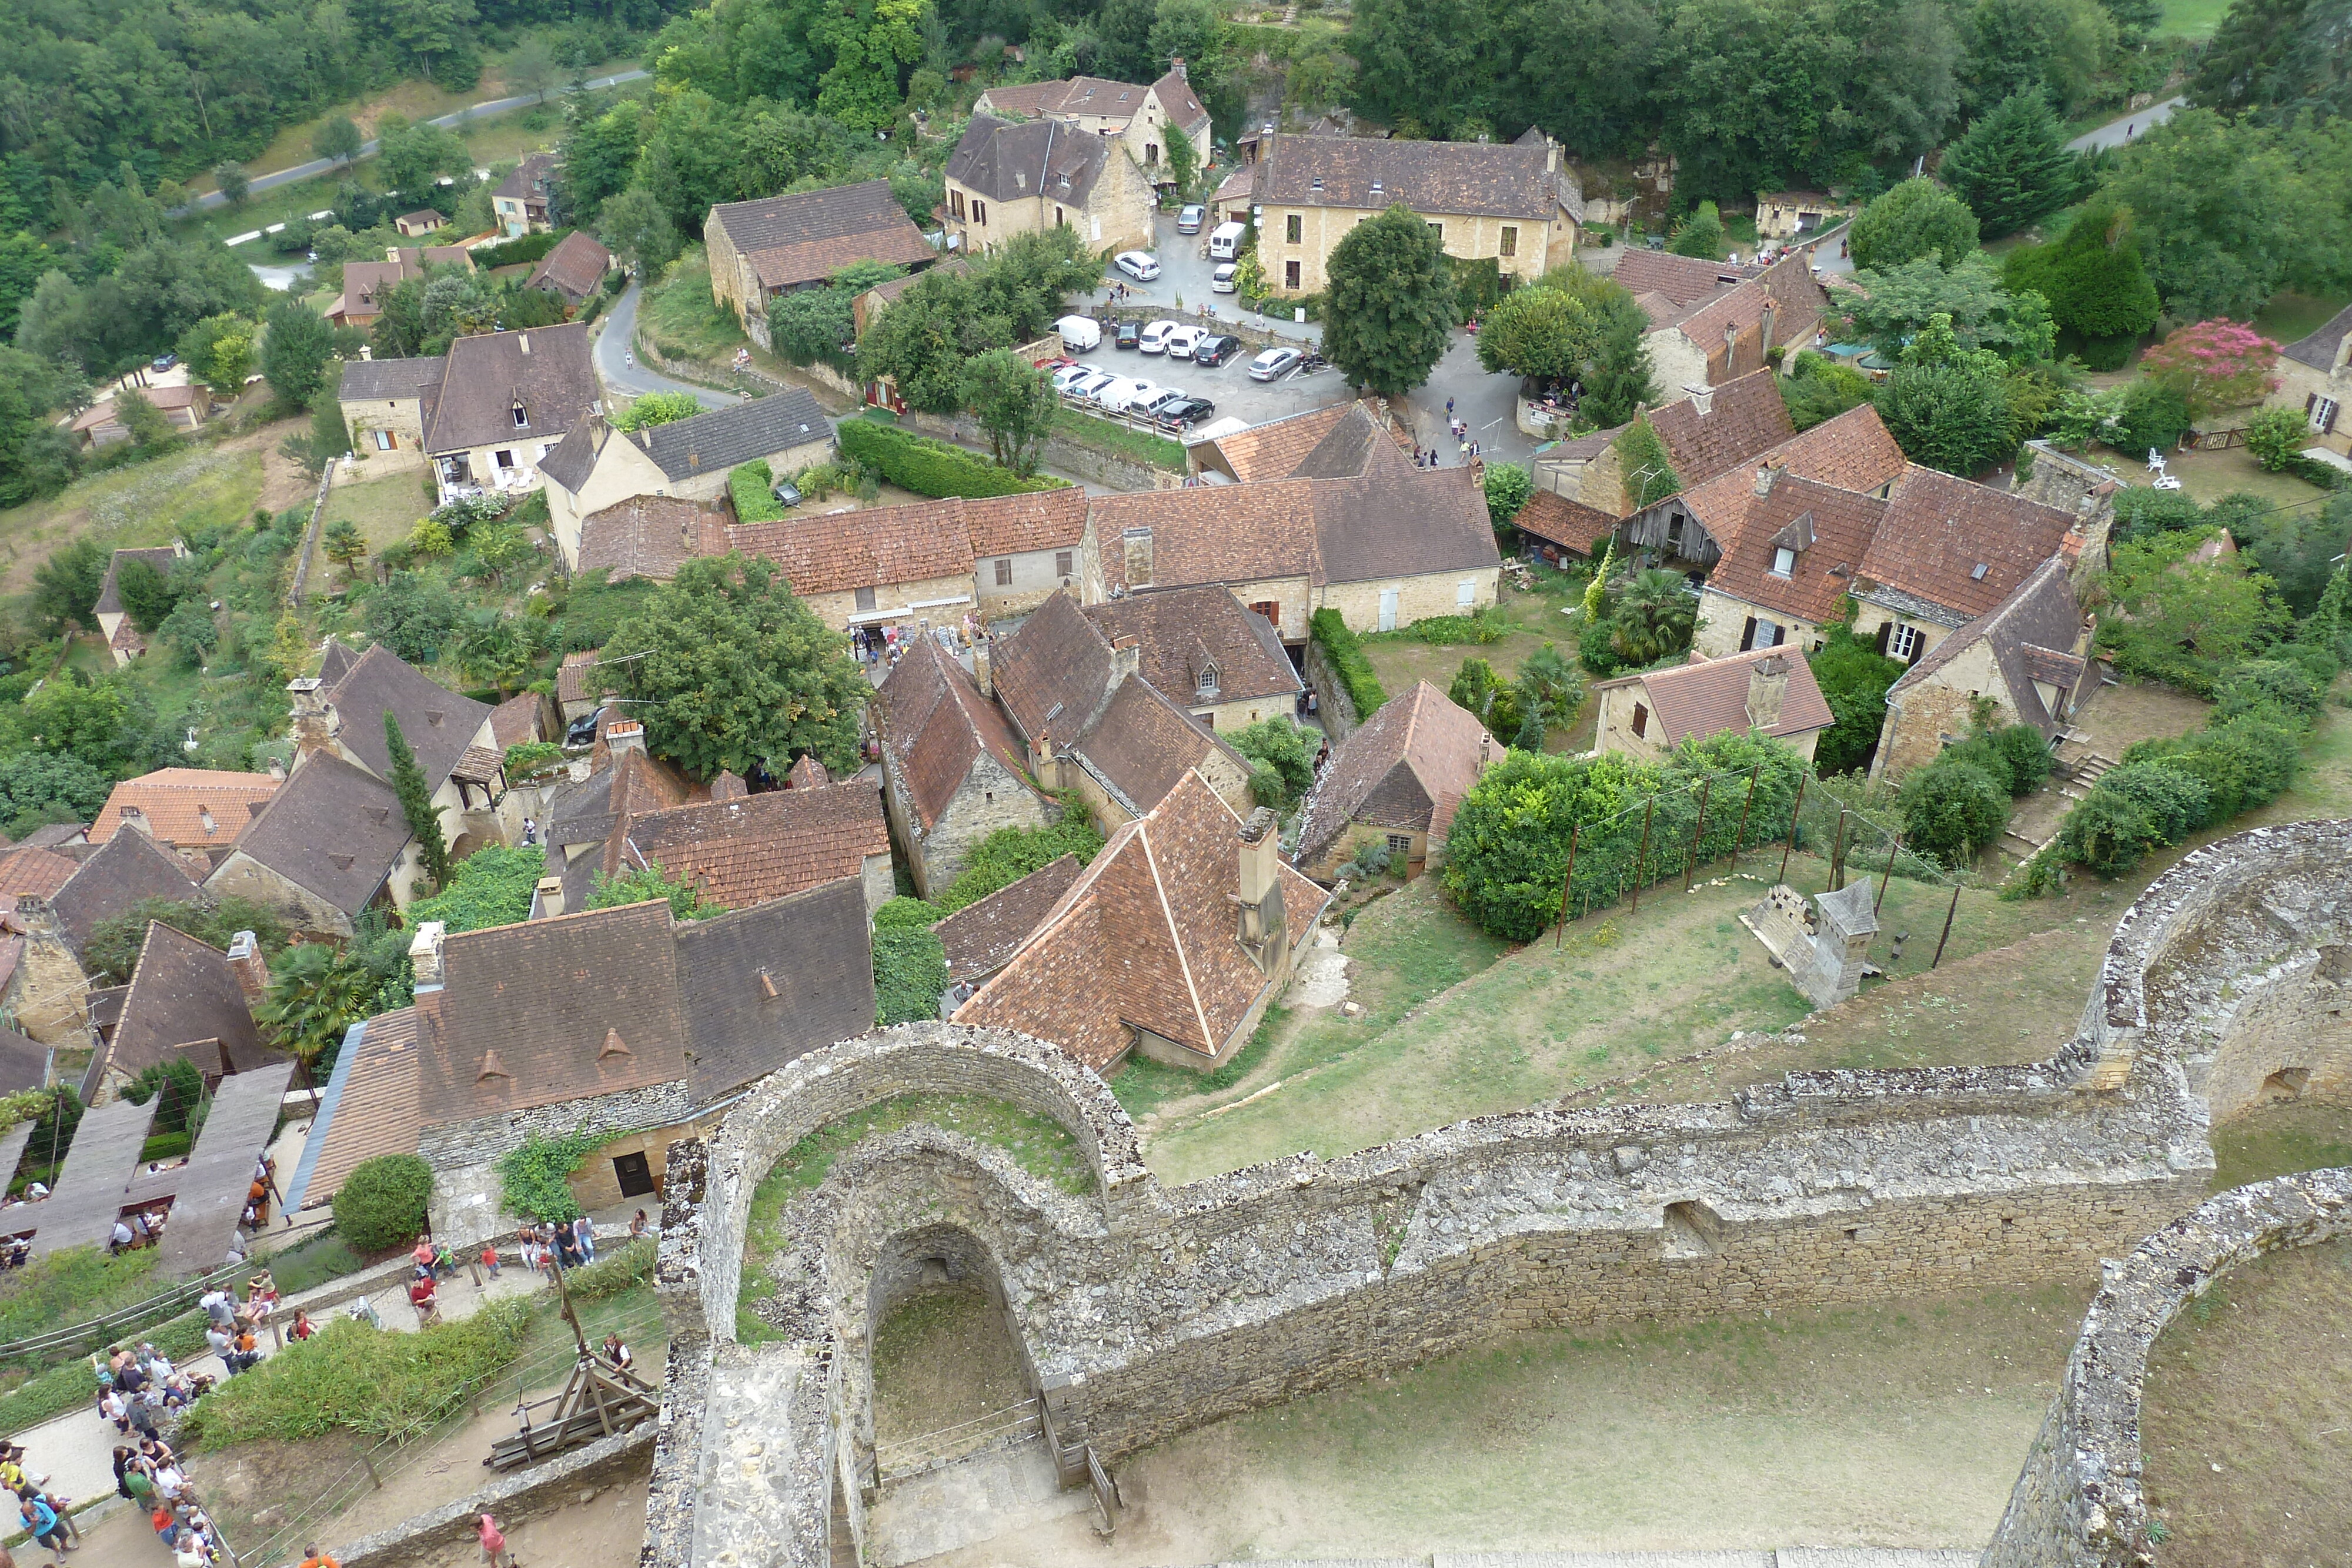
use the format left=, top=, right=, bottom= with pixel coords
left=1067, top=675, right=1248, bottom=819
left=676, top=877, right=876, bottom=1102
left=1699, top=474, right=1888, bottom=627
left=1647, top=369, right=1797, bottom=487
left=93, top=768, right=279, bottom=848
left=317, top=639, right=359, bottom=689
left=95, top=547, right=183, bottom=618
left=19, top=823, right=87, bottom=849
left=338, top=357, right=444, bottom=402
left=325, top=643, right=494, bottom=793
left=48, top=829, right=202, bottom=957
left=947, top=115, right=1114, bottom=209
left=610, top=779, right=887, bottom=911
left=1312, top=454, right=1498, bottom=584
left=0, top=1025, right=45, bottom=1094
left=2282, top=302, right=2352, bottom=372
left=992, top=590, right=1118, bottom=747
left=525, top=230, right=613, bottom=299
left=1593, top=646, right=1835, bottom=747
left=1860, top=467, right=2079, bottom=624
left=1259, top=133, right=1564, bottom=220
left=634, top=387, right=831, bottom=482
left=935, top=853, right=1083, bottom=983
left=578, top=496, right=732, bottom=583
left=219, top=751, right=410, bottom=918
left=1888, top=556, right=2088, bottom=741
left=876, top=637, right=1041, bottom=831
left=419, top=323, right=599, bottom=457
left=1297, top=681, right=1491, bottom=866
left=109, top=922, right=278, bottom=1079
left=286, top=1006, right=420, bottom=1211
left=1082, top=586, right=1301, bottom=710
left=706, top=179, right=937, bottom=292
left=0, top=845, right=79, bottom=900
left=493, top=152, right=556, bottom=204
left=956, top=770, right=1324, bottom=1067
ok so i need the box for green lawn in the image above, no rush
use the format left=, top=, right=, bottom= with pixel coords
left=2156, top=0, right=2233, bottom=35
left=1357, top=574, right=1594, bottom=750
left=0, top=446, right=266, bottom=596
left=2253, top=292, right=2350, bottom=346
left=637, top=249, right=758, bottom=367
left=325, top=467, right=437, bottom=553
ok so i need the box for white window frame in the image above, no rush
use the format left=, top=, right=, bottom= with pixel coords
left=1770, top=546, right=1796, bottom=577
left=1456, top=579, right=1476, bottom=609
left=2313, top=396, right=2341, bottom=434
left=1889, top=622, right=1922, bottom=661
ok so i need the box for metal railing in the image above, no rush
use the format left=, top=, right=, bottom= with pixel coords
left=0, top=1257, right=248, bottom=1365
left=871, top=1398, right=1044, bottom=1483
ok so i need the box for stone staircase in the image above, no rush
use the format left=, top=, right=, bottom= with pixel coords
left=2056, top=750, right=2117, bottom=804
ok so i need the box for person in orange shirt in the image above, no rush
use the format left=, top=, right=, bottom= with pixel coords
left=298, top=1549, right=341, bottom=1568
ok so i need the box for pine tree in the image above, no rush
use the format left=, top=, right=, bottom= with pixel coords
left=385, top=711, right=452, bottom=890
left=1939, top=92, right=2079, bottom=239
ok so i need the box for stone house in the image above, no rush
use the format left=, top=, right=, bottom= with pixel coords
left=336, top=355, right=443, bottom=470
left=1295, top=680, right=1491, bottom=882
left=973, top=65, right=1213, bottom=188
left=540, top=388, right=834, bottom=566
left=45, top=825, right=203, bottom=960
left=1870, top=556, right=2098, bottom=784
left=942, top=115, right=1155, bottom=259
left=2266, top=303, right=2351, bottom=463
left=933, top=852, right=1084, bottom=991
left=329, top=245, right=473, bottom=329
left=704, top=180, right=938, bottom=347
left=92, top=768, right=280, bottom=858
left=1689, top=472, right=1889, bottom=658
left=71, top=385, right=213, bottom=451
left=492, top=153, right=557, bottom=238
left=1612, top=401, right=1908, bottom=571
left=1754, top=190, right=1853, bottom=240
left=1, top=835, right=168, bottom=1048
left=204, top=751, right=427, bottom=937
left=1187, top=398, right=1414, bottom=486
left=1609, top=248, right=1829, bottom=392
left=1078, top=585, right=1302, bottom=733
left=1591, top=646, right=1833, bottom=765
left=419, top=323, right=601, bottom=505
left=1253, top=132, right=1582, bottom=296
left=98, top=921, right=279, bottom=1094
left=954, top=773, right=1327, bottom=1071
left=92, top=543, right=190, bottom=665
left=541, top=727, right=701, bottom=894
left=1850, top=468, right=2087, bottom=670
left=290, top=644, right=509, bottom=854
left=524, top=230, right=614, bottom=307
left=876, top=636, right=1058, bottom=900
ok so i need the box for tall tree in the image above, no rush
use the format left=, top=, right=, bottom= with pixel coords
left=255, top=942, right=375, bottom=1098
left=2000, top=195, right=2160, bottom=343
left=1849, top=178, right=1982, bottom=271
left=1835, top=253, right=2056, bottom=363
left=261, top=297, right=336, bottom=406
left=1937, top=91, right=2079, bottom=237
left=213, top=163, right=251, bottom=208
left=385, top=711, right=453, bottom=890
left=1874, top=313, right=2016, bottom=474
left=1668, top=199, right=1725, bottom=259
left=313, top=116, right=364, bottom=169
left=597, top=188, right=682, bottom=276
left=962, top=349, right=1059, bottom=476
left=1322, top=205, right=1455, bottom=396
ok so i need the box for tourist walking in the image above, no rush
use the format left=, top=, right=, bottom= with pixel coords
left=477, top=1512, right=515, bottom=1567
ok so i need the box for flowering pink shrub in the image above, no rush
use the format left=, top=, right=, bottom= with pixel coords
left=2139, top=319, right=2281, bottom=417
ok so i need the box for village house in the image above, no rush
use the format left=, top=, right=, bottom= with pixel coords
left=336, top=355, right=442, bottom=469
left=541, top=723, right=700, bottom=887
left=2267, top=303, right=2352, bottom=467
left=492, top=153, right=557, bottom=238
left=98, top=921, right=279, bottom=1094
left=1187, top=398, right=1415, bottom=486
left=1609, top=248, right=1829, bottom=392
left=955, top=773, right=1326, bottom=1072
left=45, top=825, right=203, bottom=960
left=329, top=244, right=474, bottom=329
left=1871, top=555, right=2098, bottom=784
left=0, top=846, right=91, bottom=1049
left=92, top=768, right=280, bottom=859
left=941, top=113, right=1155, bottom=259
left=539, top=388, right=834, bottom=566
left=393, top=209, right=446, bottom=238
left=1079, top=585, right=1302, bottom=733
left=1849, top=467, right=2088, bottom=669
left=1754, top=190, right=1853, bottom=240
left=973, top=64, right=1212, bottom=189
left=934, top=852, right=1084, bottom=992
left=1688, top=470, right=1890, bottom=657
left=71, top=386, right=213, bottom=452
left=524, top=230, right=615, bottom=309
left=1591, top=646, right=1835, bottom=765
left=704, top=180, right=938, bottom=348
left=203, top=753, right=419, bottom=937
left=419, top=323, right=600, bottom=504
left=874, top=636, right=1058, bottom=900
left=91, top=543, right=191, bottom=665
left=1295, top=681, right=1491, bottom=882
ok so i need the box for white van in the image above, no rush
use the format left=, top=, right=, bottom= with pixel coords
left=1055, top=314, right=1102, bottom=352
left=1093, top=377, right=1152, bottom=412
left=1208, top=221, right=1248, bottom=261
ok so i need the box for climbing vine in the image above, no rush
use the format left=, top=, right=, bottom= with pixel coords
left=492, top=1127, right=610, bottom=1225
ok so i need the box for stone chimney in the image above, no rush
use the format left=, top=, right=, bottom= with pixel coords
left=225, top=931, right=269, bottom=1005
left=408, top=921, right=448, bottom=991
left=1754, top=463, right=1781, bottom=498
left=287, top=677, right=332, bottom=755
left=268, top=758, right=287, bottom=782
left=1122, top=526, right=1154, bottom=588
left=1110, top=636, right=1141, bottom=688
left=973, top=640, right=993, bottom=698
left=1170, top=55, right=1187, bottom=79
left=1759, top=300, right=1778, bottom=361
left=1232, top=807, right=1286, bottom=972
left=712, top=768, right=751, bottom=799
left=529, top=877, right=565, bottom=920
left=607, top=719, right=646, bottom=756
left=1686, top=385, right=1713, bottom=417
left=517, top=332, right=532, bottom=356
left=1746, top=654, right=1790, bottom=732
left=2336, top=332, right=2352, bottom=376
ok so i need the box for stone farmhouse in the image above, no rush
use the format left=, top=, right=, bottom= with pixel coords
left=1686, top=468, right=1892, bottom=658
left=942, top=113, right=1156, bottom=259
left=524, top=229, right=614, bottom=308
left=1847, top=465, right=2090, bottom=668
left=955, top=774, right=1326, bottom=1071
left=336, top=355, right=442, bottom=470
left=1254, top=132, right=1583, bottom=296
left=1295, top=680, right=1491, bottom=882
left=973, top=64, right=1212, bottom=192
left=705, top=180, right=938, bottom=349
left=1591, top=646, right=1835, bottom=765
left=2266, top=302, right=2351, bottom=465
left=1077, top=584, right=1302, bottom=733
left=1609, top=248, right=1830, bottom=392
left=92, top=543, right=191, bottom=666
left=540, top=389, right=835, bottom=566
left=492, top=152, right=557, bottom=237
left=1753, top=189, right=1854, bottom=240
left=91, top=768, right=280, bottom=862
left=335, top=324, right=602, bottom=503
left=1619, top=401, right=1908, bottom=574
left=874, top=636, right=1058, bottom=900
left=328, top=243, right=474, bottom=329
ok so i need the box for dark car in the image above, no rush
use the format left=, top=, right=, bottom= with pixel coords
left=1114, top=319, right=1140, bottom=350
left=1158, top=397, right=1218, bottom=427
left=1192, top=334, right=1242, bottom=367
left=565, top=707, right=604, bottom=747
left=151, top=353, right=179, bottom=372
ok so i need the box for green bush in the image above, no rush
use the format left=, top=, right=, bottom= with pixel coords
left=934, top=811, right=1105, bottom=913
left=730, top=459, right=784, bottom=523
left=1227, top=718, right=1316, bottom=807
left=1808, top=624, right=1905, bottom=776
left=331, top=1153, right=434, bottom=1251
left=1384, top=606, right=1508, bottom=646
left=1897, top=758, right=2010, bottom=867
left=838, top=417, right=1065, bottom=500
left=503, top=739, right=564, bottom=776
left=2245, top=406, right=2310, bottom=472
left=1311, top=608, right=1388, bottom=718
left=567, top=1236, right=656, bottom=1299
left=1942, top=724, right=2054, bottom=797
left=2094, top=761, right=2211, bottom=844
left=873, top=927, right=948, bottom=1027
left=2214, top=657, right=2322, bottom=722
left=2053, top=787, right=2159, bottom=878
left=469, top=229, right=572, bottom=269
left=1576, top=611, right=1625, bottom=676
left=493, top=1130, right=607, bottom=1225
left=872, top=895, right=941, bottom=930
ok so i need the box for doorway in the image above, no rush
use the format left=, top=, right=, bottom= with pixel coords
left=1378, top=588, right=1399, bottom=632
left=612, top=1150, right=656, bottom=1198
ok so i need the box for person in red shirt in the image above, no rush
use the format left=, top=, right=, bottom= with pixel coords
left=477, top=1512, right=513, bottom=1567
left=289, top=1309, right=316, bottom=1342
left=407, top=1273, right=437, bottom=1323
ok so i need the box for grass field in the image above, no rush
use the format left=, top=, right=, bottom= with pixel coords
left=2156, top=0, right=2233, bottom=34
left=2110, top=443, right=2331, bottom=511
left=1357, top=573, right=1596, bottom=750
left=0, top=445, right=266, bottom=595
left=637, top=249, right=760, bottom=367
left=2252, top=291, right=2351, bottom=345
left=323, top=467, right=437, bottom=553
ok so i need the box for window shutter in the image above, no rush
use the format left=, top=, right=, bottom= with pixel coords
left=2308, top=393, right=2319, bottom=413
left=1741, top=616, right=1757, bottom=650
left=1874, top=621, right=1892, bottom=656
left=2326, top=402, right=2340, bottom=434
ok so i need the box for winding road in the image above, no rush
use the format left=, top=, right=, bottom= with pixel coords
left=2067, top=96, right=2186, bottom=153
left=593, top=279, right=739, bottom=412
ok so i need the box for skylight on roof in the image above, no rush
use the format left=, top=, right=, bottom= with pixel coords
left=1970, top=562, right=1989, bottom=580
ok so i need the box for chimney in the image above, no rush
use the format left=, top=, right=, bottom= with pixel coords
left=226, top=931, right=269, bottom=1005
left=1746, top=654, right=1790, bottom=732
left=1546, top=137, right=1559, bottom=173
left=973, top=640, right=993, bottom=698
left=287, top=677, right=332, bottom=755
left=409, top=920, right=448, bottom=991
left=2335, top=332, right=2352, bottom=376
left=1232, top=807, right=1286, bottom=972
left=1110, top=636, right=1141, bottom=688
left=1171, top=55, right=1187, bottom=79
left=1759, top=299, right=1778, bottom=361
left=607, top=719, right=646, bottom=756
left=1687, top=385, right=1714, bottom=417
left=268, top=758, right=287, bottom=782
left=713, top=768, right=751, bottom=798
left=529, top=876, right=566, bottom=920
left=1122, top=526, right=1154, bottom=587
left=1754, top=464, right=1780, bottom=498
left=518, top=333, right=531, bottom=355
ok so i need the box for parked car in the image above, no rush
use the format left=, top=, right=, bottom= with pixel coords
left=1114, top=250, right=1160, bottom=282
left=1138, top=320, right=1177, bottom=355
left=1095, top=378, right=1155, bottom=412
left=1211, top=262, right=1238, bottom=293
left=1135, top=387, right=1189, bottom=418
left=1162, top=324, right=1203, bottom=360
left=1247, top=346, right=1305, bottom=381
left=1113, top=319, right=1140, bottom=349
left=1054, top=314, right=1102, bottom=352
left=770, top=477, right=803, bottom=508
left=1192, top=334, right=1243, bottom=368
left=565, top=707, right=605, bottom=747
left=1052, top=362, right=1102, bottom=392
left=1158, top=397, right=1218, bottom=427
left=1177, top=205, right=1207, bottom=235
left=1066, top=369, right=1118, bottom=400
left=151, top=353, right=178, bottom=372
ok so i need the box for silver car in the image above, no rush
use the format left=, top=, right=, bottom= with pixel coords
left=1114, top=250, right=1161, bottom=281
left=1247, top=346, right=1304, bottom=382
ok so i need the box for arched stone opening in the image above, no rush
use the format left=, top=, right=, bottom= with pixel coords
left=858, top=1224, right=1040, bottom=1492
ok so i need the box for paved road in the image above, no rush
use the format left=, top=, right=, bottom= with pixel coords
left=186, top=69, right=651, bottom=214
left=594, top=279, right=739, bottom=412
left=2067, top=96, right=2185, bottom=153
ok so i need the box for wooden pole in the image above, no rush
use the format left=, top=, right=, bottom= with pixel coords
left=1779, top=774, right=1807, bottom=883
left=1732, top=761, right=1762, bottom=858
left=1931, top=879, right=1963, bottom=968
left=1629, top=797, right=1655, bottom=913
left=1685, top=775, right=1713, bottom=891
left=546, top=1233, right=592, bottom=1361
left=1828, top=808, right=1848, bottom=891
left=362, top=1449, right=382, bottom=1490
left=1552, top=823, right=1581, bottom=949
left=1876, top=831, right=1901, bottom=915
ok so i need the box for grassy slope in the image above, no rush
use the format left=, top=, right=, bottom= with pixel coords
left=0, top=447, right=265, bottom=596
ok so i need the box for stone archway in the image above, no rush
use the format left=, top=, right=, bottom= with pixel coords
left=859, top=1224, right=1041, bottom=1489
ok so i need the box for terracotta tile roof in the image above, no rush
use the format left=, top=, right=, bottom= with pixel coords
left=612, top=780, right=887, bottom=911
left=1646, top=369, right=1796, bottom=487
left=877, top=637, right=1041, bottom=831
left=1889, top=556, right=2087, bottom=740
left=1610, top=250, right=1756, bottom=311
left=1298, top=681, right=1492, bottom=865
left=1699, top=475, right=1887, bottom=627
left=287, top=1005, right=420, bottom=1210
left=993, top=590, right=1116, bottom=747
left=1093, top=480, right=1321, bottom=594
left=2283, top=302, right=2352, bottom=372
left=544, top=746, right=696, bottom=850
left=325, top=643, right=495, bottom=793
left=93, top=768, right=279, bottom=848
left=556, top=648, right=607, bottom=708
left=1259, top=133, right=1563, bottom=220
left=578, top=496, right=731, bottom=583
left=419, top=322, right=599, bottom=458
left=94, top=547, right=184, bottom=618
left=1082, top=586, right=1301, bottom=710
left=488, top=692, right=544, bottom=748
left=1861, top=467, right=2079, bottom=624
left=48, top=829, right=202, bottom=957
left=727, top=497, right=982, bottom=597
left=1513, top=488, right=1619, bottom=552
left=1593, top=646, right=1834, bottom=747
left=525, top=230, right=613, bottom=300
left=109, top=922, right=278, bottom=1080
left=958, top=487, right=1088, bottom=558
left=707, top=179, right=937, bottom=292
left=676, top=877, right=877, bottom=1102
left=1203, top=403, right=1358, bottom=484
left=2018, top=643, right=2087, bottom=689
left=220, top=751, right=412, bottom=917
left=947, top=115, right=1115, bottom=209
left=1669, top=250, right=1828, bottom=373
left=956, top=771, right=1323, bottom=1067
left=1673, top=402, right=1909, bottom=561
left=0, top=845, right=79, bottom=900
left=934, top=852, right=1083, bottom=982
left=1066, top=674, right=1248, bottom=818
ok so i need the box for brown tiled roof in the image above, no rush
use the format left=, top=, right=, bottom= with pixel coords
left=526, top=230, right=613, bottom=300
left=1670, top=250, right=1828, bottom=373
left=959, top=488, right=1088, bottom=558
left=2018, top=643, right=2087, bottom=688
left=1609, top=250, right=1755, bottom=311
left=1861, top=467, right=2078, bottom=624
left=728, top=497, right=982, bottom=597
left=946, top=115, right=1114, bottom=210
left=93, top=768, right=279, bottom=848
left=1674, top=402, right=1909, bottom=561
left=993, top=590, right=1116, bottom=747
left=1298, top=681, right=1491, bottom=865
left=544, top=746, right=696, bottom=850
left=1092, top=480, right=1321, bottom=593
left=677, top=877, right=876, bottom=1101
left=1646, top=370, right=1796, bottom=487
left=94, top=547, right=183, bottom=618
left=325, top=643, right=494, bottom=793
left=218, top=751, right=411, bottom=917
left=1593, top=646, right=1834, bottom=746
left=1150, top=68, right=1210, bottom=134
left=1512, top=488, right=1618, bottom=552
left=317, top=638, right=358, bottom=688
left=2282, top=302, right=2352, bottom=372
left=488, top=692, right=544, bottom=748
left=419, top=322, right=599, bottom=458
left=0, top=845, right=78, bottom=900
left=288, top=1005, right=419, bottom=1209
left=706, top=179, right=937, bottom=292
left=579, top=496, right=731, bottom=583
left=877, top=637, right=1040, bottom=830
left=934, top=853, right=1083, bottom=982
left=1082, top=586, right=1301, bottom=710
left=48, top=829, right=202, bottom=957
left=974, top=78, right=1085, bottom=118
left=1311, top=457, right=1499, bottom=584
left=1889, top=555, right=2087, bottom=740
left=556, top=648, right=607, bottom=708
left=494, top=152, right=556, bottom=203
left=956, top=770, right=1323, bottom=1066
left=109, top=922, right=279, bottom=1079
left=612, top=779, right=886, bottom=911
left=336, top=260, right=408, bottom=317
left=1259, top=133, right=1562, bottom=220
left=1289, top=402, right=1414, bottom=479
left=1067, top=674, right=1247, bottom=818
left=1700, top=476, right=1887, bottom=627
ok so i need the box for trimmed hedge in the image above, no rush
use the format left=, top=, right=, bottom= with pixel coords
left=332, top=1153, right=433, bottom=1251
left=469, top=228, right=572, bottom=269
left=873, top=927, right=948, bottom=1027
left=1311, top=608, right=1388, bottom=719
left=730, top=459, right=784, bottom=522
left=840, top=417, right=1066, bottom=500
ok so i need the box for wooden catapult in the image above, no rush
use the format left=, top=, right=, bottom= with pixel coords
left=484, top=1245, right=659, bottom=1471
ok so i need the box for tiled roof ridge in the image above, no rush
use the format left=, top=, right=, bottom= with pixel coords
left=439, top=893, right=671, bottom=948
left=1134, top=807, right=1216, bottom=1051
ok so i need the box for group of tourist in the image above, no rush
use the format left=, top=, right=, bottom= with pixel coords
left=514, top=1215, right=599, bottom=1275
left=96, top=1343, right=218, bottom=1435
left=2, top=1437, right=78, bottom=1566
left=111, top=1432, right=224, bottom=1564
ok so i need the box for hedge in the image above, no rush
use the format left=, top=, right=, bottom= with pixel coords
left=729, top=459, right=784, bottom=522
left=873, top=927, right=948, bottom=1027
left=331, top=1152, right=433, bottom=1251
left=469, top=228, right=573, bottom=269
left=1311, top=608, right=1388, bottom=719
left=839, top=417, right=1066, bottom=500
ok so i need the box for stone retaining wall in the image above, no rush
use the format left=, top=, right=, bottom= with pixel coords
left=335, top=1425, right=652, bottom=1568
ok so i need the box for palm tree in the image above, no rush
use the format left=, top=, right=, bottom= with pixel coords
left=1611, top=569, right=1698, bottom=664
left=255, top=943, right=374, bottom=1106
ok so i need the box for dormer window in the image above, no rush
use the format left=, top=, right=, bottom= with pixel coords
left=512, top=401, right=529, bottom=428
left=1770, top=546, right=1796, bottom=578
left=1196, top=661, right=1221, bottom=700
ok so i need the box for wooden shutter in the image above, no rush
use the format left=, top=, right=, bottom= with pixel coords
left=1741, top=616, right=1758, bottom=650
left=1874, top=621, right=1892, bottom=656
